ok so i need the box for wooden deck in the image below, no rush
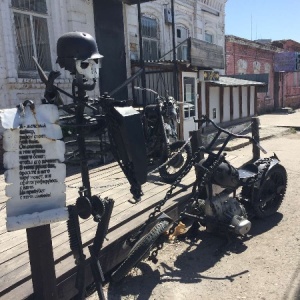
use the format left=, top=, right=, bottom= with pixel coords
left=0, top=161, right=197, bottom=300
left=0, top=147, right=250, bottom=300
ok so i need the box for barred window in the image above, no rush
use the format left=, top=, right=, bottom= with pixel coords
left=12, top=0, right=47, bottom=13
left=141, top=16, right=159, bottom=61
left=12, top=0, right=51, bottom=77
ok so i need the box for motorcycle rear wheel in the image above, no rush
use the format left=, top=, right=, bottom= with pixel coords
left=110, top=220, right=170, bottom=282
left=242, top=164, right=287, bottom=218
left=159, top=140, right=192, bottom=184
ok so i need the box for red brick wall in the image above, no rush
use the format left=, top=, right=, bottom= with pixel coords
left=226, top=41, right=275, bottom=75
left=226, top=37, right=300, bottom=113
left=284, top=71, right=300, bottom=109
left=226, top=39, right=276, bottom=114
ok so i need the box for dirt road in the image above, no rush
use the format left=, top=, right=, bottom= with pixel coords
left=88, top=129, right=300, bottom=300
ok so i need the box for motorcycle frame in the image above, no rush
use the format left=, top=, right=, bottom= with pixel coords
left=193, top=117, right=281, bottom=219
left=143, top=102, right=170, bottom=159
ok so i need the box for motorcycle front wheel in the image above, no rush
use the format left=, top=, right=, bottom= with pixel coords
left=110, top=220, right=170, bottom=282
left=159, top=140, right=192, bottom=184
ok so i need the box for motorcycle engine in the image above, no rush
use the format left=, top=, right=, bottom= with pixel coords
left=205, top=192, right=251, bottom=235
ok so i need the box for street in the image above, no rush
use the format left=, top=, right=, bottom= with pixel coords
left=90, top=112, right=300, bottom=300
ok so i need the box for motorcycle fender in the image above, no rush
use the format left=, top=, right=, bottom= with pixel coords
left=254, top=156, right=280, bottom=189
left=263, top=158, right=280, bottom=176
left=157, top=212, right=173, bottom=224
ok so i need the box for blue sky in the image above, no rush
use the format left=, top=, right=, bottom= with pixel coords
left=225, top=0, right=300, bottom=42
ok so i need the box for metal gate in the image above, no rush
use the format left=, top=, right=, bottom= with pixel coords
left=132, top=69, right=174, bottom=105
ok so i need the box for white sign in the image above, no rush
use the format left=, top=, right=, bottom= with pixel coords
left=0, top=103, right=68, bottom=231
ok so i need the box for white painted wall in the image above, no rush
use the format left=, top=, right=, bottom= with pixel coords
left=232, top=87, right=239, bottom=120
left=0, top=0, right=97, bottom=109
left=223, top=87, right=230, bottom=122
left=250, top=86, right=255, bottom=115
left=242, top=86, right=248, bottom=117
left=209, top=86, right=220, bottom=123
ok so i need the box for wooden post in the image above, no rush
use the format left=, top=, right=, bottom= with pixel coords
left=251, top=116, right=260, bottom=160
left=219, top=86, right=224, bottom=123
left=189, top=130, right=204, bottom=160
left=27, top=225, right=58, bottom=300
left=247, top=86, right=251, bottom=117
left=205, top=82, right=210, bottom=118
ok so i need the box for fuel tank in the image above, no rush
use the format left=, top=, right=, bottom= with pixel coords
left=196, top=158, right=240, bottom=190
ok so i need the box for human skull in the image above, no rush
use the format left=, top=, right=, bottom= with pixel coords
left=75, top=57, right=102, bottom=80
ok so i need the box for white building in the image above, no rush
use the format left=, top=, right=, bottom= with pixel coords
left=0, top=0, right=96, bottom=109
left=0, top=0, right=228, bottom=138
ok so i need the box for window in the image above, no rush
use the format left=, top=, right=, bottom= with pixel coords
left=183, top=77, right=196, bottom=118
left=176, top=26, right=189, bottom=60
left=141, top=16, right=159, bottom=61
left=12, top=0, right=51, bottom=77
left=205, top=32, right=213, bottom=44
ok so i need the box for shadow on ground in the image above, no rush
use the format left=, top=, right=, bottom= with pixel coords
left=106, top=212, right=283, bottom=299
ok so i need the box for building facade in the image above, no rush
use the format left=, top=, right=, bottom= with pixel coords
left=225, top=35, right=300, bottom=113
left=0, top=0, right=229, bottom=140
left=0, top=0, right=97, bottom=110
left=272, top=39, right=300, bottom=109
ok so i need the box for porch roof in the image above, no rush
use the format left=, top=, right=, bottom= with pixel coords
left=209, top=76, right=266, bottom=87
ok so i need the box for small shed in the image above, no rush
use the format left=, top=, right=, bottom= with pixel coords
left=181, top=73, right=265, bottom=139
left=201, top=76, right=265, bottom=123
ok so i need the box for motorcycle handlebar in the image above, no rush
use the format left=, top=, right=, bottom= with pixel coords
left=134, top=86, right=178, bottom=104
left=194, top=115, right=267, bottom=154
left=134, top=86, right=158, bottom=95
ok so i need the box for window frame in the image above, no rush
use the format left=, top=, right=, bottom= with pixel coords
left=205, top=32, right=213, bottom=44
left=12, top=3, right=52, bottom=78
left=176, top=25, right=189, bottom=60
left=141, top=16, right=159, bottom=61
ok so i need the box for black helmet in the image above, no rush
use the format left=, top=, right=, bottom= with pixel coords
left=56, top=31, right=103, bottom=73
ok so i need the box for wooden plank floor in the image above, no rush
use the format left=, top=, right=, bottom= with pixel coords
left=0, top=160, right=197, bottom=300
left=0, top=150, right=249, bottom=300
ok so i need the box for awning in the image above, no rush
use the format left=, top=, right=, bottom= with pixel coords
left=209, top=76, right=266, bottom=87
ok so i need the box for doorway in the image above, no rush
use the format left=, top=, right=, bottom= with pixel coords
left=182, top=72, right=198, bottom=140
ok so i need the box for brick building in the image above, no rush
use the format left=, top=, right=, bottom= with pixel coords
left=225, top=35, right=300, bottom=114
left=271, top=39, right=300, bottom=109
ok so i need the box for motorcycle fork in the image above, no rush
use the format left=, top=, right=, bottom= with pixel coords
left=158, top=112, right=170, bottom=157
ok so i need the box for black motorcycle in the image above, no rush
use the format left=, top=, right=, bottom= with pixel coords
left=110, top=115, right=287, bottom=282
left=135, top=86, right=192, bottom=183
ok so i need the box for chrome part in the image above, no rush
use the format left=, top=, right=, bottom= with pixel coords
left=231, top=215, right=252, bottom=235
left=205, top=191, right=251, bottom=235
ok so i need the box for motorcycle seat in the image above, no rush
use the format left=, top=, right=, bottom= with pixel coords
left=238, top=164, right=259, bottom=183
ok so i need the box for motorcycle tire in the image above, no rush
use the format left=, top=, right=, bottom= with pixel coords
left=242, top=164, right=287, bottom=218
left=110, top=220, right=170, bottom=282
left=159, top=140, right=192, bottom=184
